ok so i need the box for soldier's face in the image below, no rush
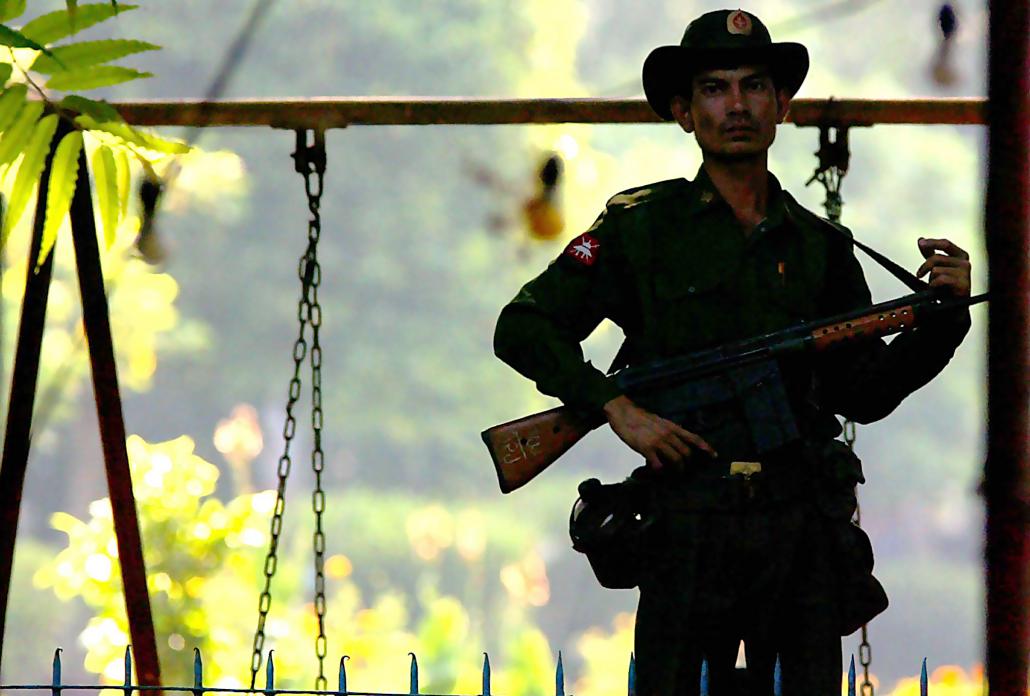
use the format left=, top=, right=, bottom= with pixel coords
left=671, top=65, right=790, bottom=160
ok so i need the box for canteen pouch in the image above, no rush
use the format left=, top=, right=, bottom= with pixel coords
left=811, top=439, right=889, bottom=634
left=569, top=468, right=660, bottom=589
left=630, top=359, right=801, bottom=462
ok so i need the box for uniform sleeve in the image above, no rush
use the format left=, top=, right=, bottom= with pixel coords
left=493, top=212, right=624, bottom=412
left=814, top=230, right=971, bottom=424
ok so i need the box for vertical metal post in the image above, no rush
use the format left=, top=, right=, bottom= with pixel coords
left=68, top=140, right=161, bottom=690
left=51, top=648, right=63, bottom=696
left=554, top=652, right=565, bottom=696
left=408, top=653, right=419, bottom=695
left=0, top=118, right=68, bottom=673
left=984, top=0, right=1030, bottom=694
left=481, top=653, right=491, bottom=696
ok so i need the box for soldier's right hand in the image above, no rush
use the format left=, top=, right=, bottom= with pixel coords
left=602, top=395, right=718, bottom=471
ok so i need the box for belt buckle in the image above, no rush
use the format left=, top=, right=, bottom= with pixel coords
left=729, top=461, right=762, bottom=478
left=728, top=461, right=762, bottom=502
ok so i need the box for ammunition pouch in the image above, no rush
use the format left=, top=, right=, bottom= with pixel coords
left=630, top=359, right=801, bottom=463
left=810, top=439, right=889, bottom=634
left=569, top=468, right=660, bottom=589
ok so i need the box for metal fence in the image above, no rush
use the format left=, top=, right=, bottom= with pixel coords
left=0, top=647, right=934, bottom=696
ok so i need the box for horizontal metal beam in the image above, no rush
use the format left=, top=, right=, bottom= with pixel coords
left=111, top=97, right=987, bottom=129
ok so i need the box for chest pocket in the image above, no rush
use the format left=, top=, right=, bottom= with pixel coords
left=754, top=231, right=825, bottom=327
left=652, top=246, right=742, bottom=354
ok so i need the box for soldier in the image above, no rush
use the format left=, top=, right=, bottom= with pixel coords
left=493, top=8, right=971, bottom=696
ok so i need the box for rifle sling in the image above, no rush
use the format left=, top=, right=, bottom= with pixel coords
left=821, top=218, right=929, bottom=293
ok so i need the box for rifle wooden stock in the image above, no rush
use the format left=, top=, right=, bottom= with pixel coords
left=482, top=407, right=604, bottom=493
left=485, top=291, right=988, bottom=493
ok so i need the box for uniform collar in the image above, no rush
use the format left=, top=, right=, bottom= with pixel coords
left=687, top=165, right=789, bottom=232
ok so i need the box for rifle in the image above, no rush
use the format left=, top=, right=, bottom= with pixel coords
left=483, top=289, right=988, bottom=493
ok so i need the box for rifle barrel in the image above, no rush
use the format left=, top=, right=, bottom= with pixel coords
left=615, top=291, right=987, bottom=394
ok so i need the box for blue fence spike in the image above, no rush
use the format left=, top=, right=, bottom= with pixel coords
left=700, top=658, right=709, bottom=696
left=773, top=654, right=782, bottom=696
left=920, top=658, right=928, bottom=696
left=848, top=655, right=856, bottom=696
left=124, top=646, right=133, bottom=690
left=338, top=656, right=349, bottom=694
left=481, top=653, right=491, bottom=696
left=628, top=652, right=636, bottom=696
left=193, top=648, right=203, bottom=690
left=51, top=648, right=63, bottom=696
left=265, top=650, right=275, bottom=692
left=555, top=651, right=565, bottom=696
left=409, top=652, right=419, bottom=695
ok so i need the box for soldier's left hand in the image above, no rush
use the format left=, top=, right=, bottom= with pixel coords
left=916, top=237, right=971, bottom=298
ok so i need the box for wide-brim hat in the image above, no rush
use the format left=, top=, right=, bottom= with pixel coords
left=643, top=9, right=809, bottom=121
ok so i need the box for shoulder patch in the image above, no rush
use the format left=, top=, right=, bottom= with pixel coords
left=605, top=178, right=687, bottom=211
left=562, top=233, right=601, bottom=266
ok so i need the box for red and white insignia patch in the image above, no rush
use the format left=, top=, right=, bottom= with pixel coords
left=563, top=233, right=600, bottom=266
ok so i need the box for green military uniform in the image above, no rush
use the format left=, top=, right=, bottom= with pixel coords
left=494, top=167, right=970, bottom=694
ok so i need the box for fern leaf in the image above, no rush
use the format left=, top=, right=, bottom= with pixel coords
left=1, top=112, right=57, bottom=250
left=92, top=143, right=117, bottom=248
left=20, top=3, right=135, bottom=45
left=32, top=39, right=159, bottom=74
left=77, top=114, right=189, bottom=155
left=45, top=65, right=150, bottom=91
left=38, top=129, right=82, bottom=266
left=0, top=98, right=42, bottom=167
left=0, top=24, right=57, bottom=58
left=0, top=83, right=28, bottom=131
left=60, top=94, right=122, bottom=122
left=0, top=1, right=26, bottom=23
left=114, top=145, right=129, bottom=222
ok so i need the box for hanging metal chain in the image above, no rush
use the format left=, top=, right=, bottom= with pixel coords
left=249, top=129, right=329, bottom=691
left=805, top=124, right=851, bottom=225
left=808, top=125, right=873, bottom=695
left=843, top=419, right=874, bottom=696
left=295, top=129, right=330, bottom=693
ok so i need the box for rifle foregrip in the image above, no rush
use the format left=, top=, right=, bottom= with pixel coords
left=482, top=407, right=601, bottom=493
left=810, top=303, right=917, bottom=350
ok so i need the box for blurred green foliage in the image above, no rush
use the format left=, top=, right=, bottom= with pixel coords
left=33, top=435, right=563, bottom=693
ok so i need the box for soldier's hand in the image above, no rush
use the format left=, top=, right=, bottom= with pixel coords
left=602, top=395, right=717, bottom=471
left=916, top=237, right=971, bottom=298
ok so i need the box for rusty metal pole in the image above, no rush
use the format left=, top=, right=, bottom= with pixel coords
left=67, top=143, right=162, bottom=690
left=984, top=0, right=1030, bottom=694
left=0, top=119, right=68, bottom=675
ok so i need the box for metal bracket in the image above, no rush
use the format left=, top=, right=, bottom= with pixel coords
left=292, top=128, right=327, bottom=177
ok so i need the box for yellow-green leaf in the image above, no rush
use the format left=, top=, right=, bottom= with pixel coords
left=0, top=62, right=11, bottom=85
left=21, top=3, right=135, bottom=45
left=32, top=39, right=159, bottom=74
left=38, top=130, right=82, bottom=266
left=92, top=143, right=117, bottom=248
left=0, top=24, right=55, bottom=58
left=2, top=112, right=58, bottom=250
left=0, top=1, right=26, bottom=23
left=0, top=98, right=42, bottom=168
left=0, top=83, right=28, bottom=131
left=45, top=65, right=150, bottom=92
left=76, top=115, right=189, bottom=155
left=60, top=94, right=122, bottom=122
left=114, top=145, right=129, bottom=222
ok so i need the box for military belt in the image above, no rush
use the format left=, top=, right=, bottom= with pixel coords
left=664, top=458, right=812, bottom=509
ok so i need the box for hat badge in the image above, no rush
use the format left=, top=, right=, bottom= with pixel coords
left=727, top=10, right=753, bottom=35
